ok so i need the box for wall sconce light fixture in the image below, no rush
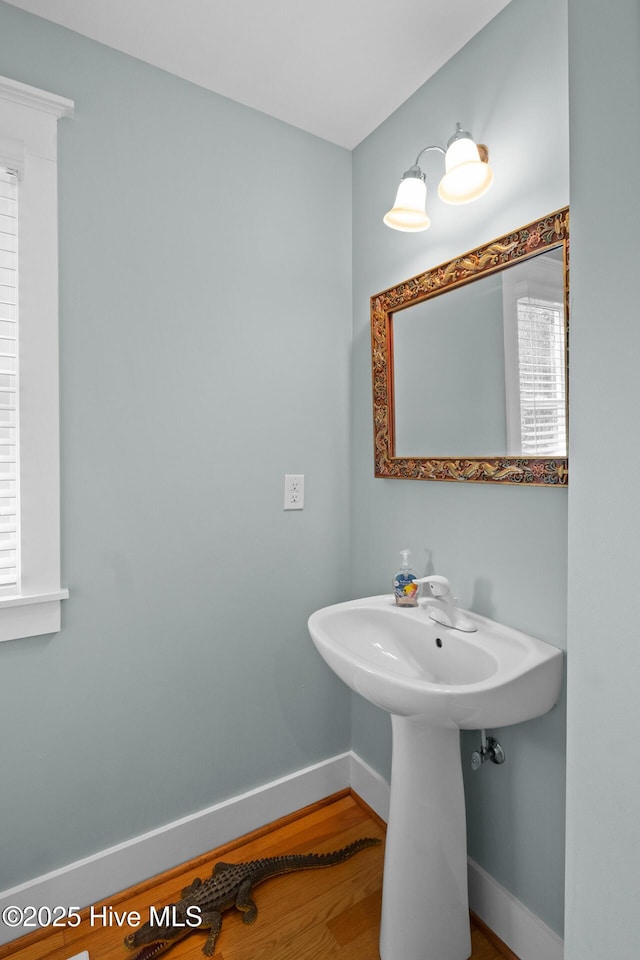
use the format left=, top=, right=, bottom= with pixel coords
left=383, top=123, right=493, bottom=232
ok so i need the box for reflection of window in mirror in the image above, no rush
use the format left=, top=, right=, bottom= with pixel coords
left=502, top=250, right=566, bottom=457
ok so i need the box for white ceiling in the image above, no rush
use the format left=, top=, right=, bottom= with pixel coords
left=3, top=0, right=512, bottom=149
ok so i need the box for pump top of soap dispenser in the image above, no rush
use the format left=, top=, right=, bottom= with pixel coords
left=394, top=549, right=419, bottom=607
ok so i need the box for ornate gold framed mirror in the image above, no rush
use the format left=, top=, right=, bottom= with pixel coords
left=371, top=207, right=569, bottom=485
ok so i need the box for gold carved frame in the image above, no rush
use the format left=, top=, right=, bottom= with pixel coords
left=370, top=207, right=570, bottom=486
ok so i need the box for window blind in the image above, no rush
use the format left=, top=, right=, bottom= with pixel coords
left=0, top=167, right=18, bottom=594
left=516, top=296, right=566, bottom=456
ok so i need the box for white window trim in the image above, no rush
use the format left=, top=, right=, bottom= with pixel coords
left=0, top=76, right=73, bottom=642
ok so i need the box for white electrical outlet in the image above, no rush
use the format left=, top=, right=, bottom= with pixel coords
left=284, top=474, right=304, bottom=510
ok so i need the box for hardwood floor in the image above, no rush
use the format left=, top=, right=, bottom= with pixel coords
left=1, top=792, right=516, bottom=960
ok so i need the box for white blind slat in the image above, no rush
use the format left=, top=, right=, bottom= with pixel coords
left=516, top=296, right=566, bottom=458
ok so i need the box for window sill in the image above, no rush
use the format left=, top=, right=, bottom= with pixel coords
left=0, top=590, right=69, bottom=643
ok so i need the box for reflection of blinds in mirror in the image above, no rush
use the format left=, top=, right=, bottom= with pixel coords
left=516, top=296, right=566, bottom=456
left=0, top=167, right=18, bottom=594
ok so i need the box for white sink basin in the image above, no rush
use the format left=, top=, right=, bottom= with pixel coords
left=308, top=594, right=563, bottom=960
left=308, top=595, right=563, bottom=727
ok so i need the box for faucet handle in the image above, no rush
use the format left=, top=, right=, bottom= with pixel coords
left=415, top=575, right=477, bottom=632
left=415, top=575, right=453, bottom=599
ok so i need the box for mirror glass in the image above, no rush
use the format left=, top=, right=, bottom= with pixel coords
left=371, top=208, right=569, bottom=485
left=393, top=248, right=565, bottom=457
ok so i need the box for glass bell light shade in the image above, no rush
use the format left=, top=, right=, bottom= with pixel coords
left=383, top=168, right=430, bottom=232
left=437, top=125, right=493, bottom=205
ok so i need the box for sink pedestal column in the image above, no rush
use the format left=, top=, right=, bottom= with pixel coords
left=379, top=716, right=471, bottom=960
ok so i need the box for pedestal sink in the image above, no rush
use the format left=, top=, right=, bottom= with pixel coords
left=308, top=595, right=563, bottom=960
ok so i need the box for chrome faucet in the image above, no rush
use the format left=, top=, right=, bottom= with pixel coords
left=415, top=575, right=477, bottom=633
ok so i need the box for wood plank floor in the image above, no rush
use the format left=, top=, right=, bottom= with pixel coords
left=1, top=792, right=516, bottom=960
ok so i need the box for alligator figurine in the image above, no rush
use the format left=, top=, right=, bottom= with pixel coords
left=124, top=836, right=381, bottom=959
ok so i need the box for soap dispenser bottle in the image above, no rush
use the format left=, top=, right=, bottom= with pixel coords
left=393, top=549, right=419, bottom=607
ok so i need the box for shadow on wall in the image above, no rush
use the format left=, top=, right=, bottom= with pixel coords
left=471, top=577, right=496, bottom=620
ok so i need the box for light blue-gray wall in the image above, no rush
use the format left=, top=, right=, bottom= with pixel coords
left=7, top=1, right=635, bottom=955
left=352, top=0, right=569, bottom=936
left=0, top=1, right=352, bottom=888
left=565, top=1, right=640, bottom=956
left=393, top=276, right=508, bottom=456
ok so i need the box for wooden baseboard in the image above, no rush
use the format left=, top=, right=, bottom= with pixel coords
left=0, top=752, right=564, bottom=960
left=0, top=789, right=356, bottom=959
left=0, top=793, right=385, bottom=960
left=96, top=788, right=356, bottom=909
left=0, top=752, right=353, bottom=948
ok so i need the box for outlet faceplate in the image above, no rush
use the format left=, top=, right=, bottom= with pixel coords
left=284, top=474, right=304, bottom=510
